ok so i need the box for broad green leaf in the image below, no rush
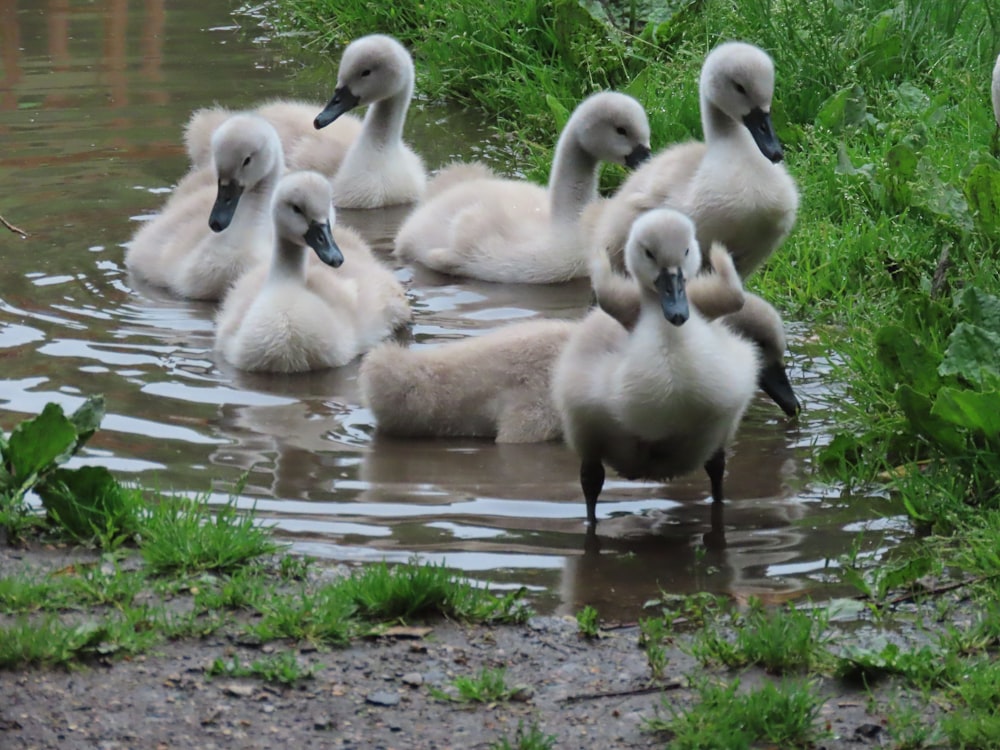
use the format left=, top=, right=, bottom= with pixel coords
left=874, top=325, right=940, bottom=393
left=818, top=432, right=864, bottom=469
left=623, top=66, right=649, bottom=100
left=958, top=287, right=1000, bottom=335
left=897, top=385, right=966, bottom=454
left=36, top=466, right=129, bottom=541
left=839, top=566, right=872, bottom=598
left=885, top=143, right=917, bottom=180
left=6, top=404, right=78, bottom=481
left=69, top=395, right=105, bottom=446
left=912, top=158, right=973, bottom=231
left=939, top=323, right=1000, bottom=388
left=932, top=388, right=1000, bottom=437
left=816, top=86, right=869, bottom=133
left=963, top=164, right=1000, bottom=238
left=875, top=556, right=932, bottom=599
left=859, top=11, right=903, bottom=78
left=820, top=597, right=868, bottom=622
left=545, top=94, right=571, bottom=132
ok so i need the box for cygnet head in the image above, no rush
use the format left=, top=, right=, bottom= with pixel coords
left=726, top=294, right=800, bottom=416
left=701, top=41, right=783, bottom=163
left=208, top=114, right=284, bottom=232
left=624, top=209, right=701, bottom=326
left=565, top=91, right=652, bottom=169
left=314, top=34, right=413, bottom=129
left=272, top=171, right=343, bottom=268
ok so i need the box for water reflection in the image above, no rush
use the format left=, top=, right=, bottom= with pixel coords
left=0, top=0, right=904, bottom=619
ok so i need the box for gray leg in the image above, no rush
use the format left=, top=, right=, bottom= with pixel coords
left=580, top=458, right=605, bottom=527
left=704, top=448, right=726, bottom=503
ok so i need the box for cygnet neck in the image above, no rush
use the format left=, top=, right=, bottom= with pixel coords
left=358, top=77, right=412, bottom=150
left=547, top=130, right=599, bottom=223
left=268, top=234, right=309, bottom=282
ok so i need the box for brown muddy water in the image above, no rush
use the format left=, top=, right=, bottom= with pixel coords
left=0, top=0, right=906, bottom=617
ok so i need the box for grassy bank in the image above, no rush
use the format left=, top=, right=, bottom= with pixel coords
left=4, top=399, right=1000, bottom=745
left=262, top=0, right=1000, bottom=528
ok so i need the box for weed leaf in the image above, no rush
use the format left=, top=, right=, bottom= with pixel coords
left=963, top=164, right=1000, bottom=238
left=69, top=396, right=105, bottom=446
left=932, top=388, right=1000, bottom=438
left=6, top=403, right=78, bottom=481
left=957, top=287, right=1000, bottom=335
left=896, top=385, right=966, bottom=453
left=939, top=323, right=1000, bottom=388
left=36, top=466, right=129, bottom=541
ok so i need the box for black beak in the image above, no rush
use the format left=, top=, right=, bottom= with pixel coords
left=759, top=360, right=800, bottom=417
left=209, top=180, right=244, bottom=232
left=304, top=221, right=343, bottom=267
left=314, top=86, right=362, bottom=129
left=742, top=107, right=784, bottom=163
left=625, top=144, right=652, bottom=169
left=655, top=268, right=688, bottom=326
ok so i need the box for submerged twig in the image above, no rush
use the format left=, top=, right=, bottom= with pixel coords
left=1, top=213, right=28, bottom=238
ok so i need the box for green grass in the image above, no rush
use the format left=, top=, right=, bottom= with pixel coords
left=336, top=560, right=529, bottom=624
left=491, top=721, right=557, bottom=750
left=432, top=666, right=523, bottom=704
left=690, top=602, right=832, bottom=674
left=646, top=678, right=827, bottom=749
left=140, top=496, right=279, bottom=575
left=575, top=604, right=601, bottom=638
left=205, top=650, right=316, bottom=685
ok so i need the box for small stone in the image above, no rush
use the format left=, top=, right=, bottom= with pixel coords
left=400, top=672, right=423, bottom=687
left=509, top=685, right=534, bottom=702
left=855, top=723, right=883, bottom=739
left=313, top=717, right=336, bottom=731
left=365, top=690, right=401, bottom=707
left=222, top=684, right=255, bottom=698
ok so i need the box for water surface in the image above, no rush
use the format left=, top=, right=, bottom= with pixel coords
left=0, top=0, right=903, bottom=618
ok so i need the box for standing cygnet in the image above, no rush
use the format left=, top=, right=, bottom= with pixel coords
left=393, top=91, right=651, bottom=284
left=215, top=172, right=412, bottom=373
left=306, top=34, right=426, bottom=208
left=590, top=241, right=800, bottom=417
left=593, top=41, right=799, bottom=279
left=552, top=208, right=759, bottom=527
left=126, top=114, right=283, bottom=301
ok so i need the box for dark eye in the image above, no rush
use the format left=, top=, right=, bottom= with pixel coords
left=292, top=205, right=303, bottom=215
left=242, top=155, right=252, bottom=167
left=734, top=82, right=747, bottom=95
left=644, top=248, right=654, bottom=261
left=361, top=69, right=372, bottom=77
left=616, top=126, right=627, bottom=136
left=684, top=248, right=690, bottom=256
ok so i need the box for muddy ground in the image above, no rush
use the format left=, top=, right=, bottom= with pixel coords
left=0, top=545, right=924, bottom=750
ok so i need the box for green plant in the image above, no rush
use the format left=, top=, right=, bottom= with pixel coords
left=0, top=397, right=141, bottom=545
left=691, top=602, right=831, bottom=674
left=246, top=585, right=356, bottom=646
left=575, top=604, right=601, bottom=638
left=206, top=650, right=315, bottom=685
left=336, top=560, right=528, bottom=624
left=638, top=616, right=669, bottom=680
left=491, top=720, right=556, bottom=750
left=140, top=495, right=278, bottom=575
left=432, top=666, right=521, bottom=704
left=646, top=678, right=826, bottom=749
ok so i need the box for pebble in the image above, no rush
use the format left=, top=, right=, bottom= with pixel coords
left=365, top=691, right=401, bottom=707
left=400, top=672, right=423, bottom=687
